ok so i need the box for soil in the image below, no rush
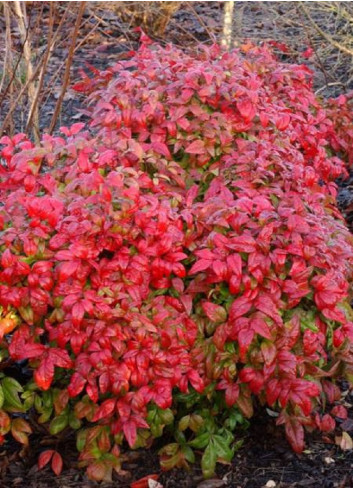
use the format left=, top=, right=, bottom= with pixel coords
left=2, top=396, right=353, bottom=488
left=1, top=2, right=353, bottom=487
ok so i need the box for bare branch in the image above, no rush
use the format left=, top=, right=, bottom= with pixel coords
left=48, top=1, right=86, bottom=134
left=300, top=3, right=353, bottom=57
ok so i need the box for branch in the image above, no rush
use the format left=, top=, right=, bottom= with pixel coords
left=48, top=1, right=86, bottom=134
left=300, top=3, right=353, bottom=57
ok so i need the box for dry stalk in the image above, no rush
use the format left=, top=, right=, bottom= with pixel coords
left=26, top=2, right=55, bottom=135
left=0, top=3, right=13, bottom=94
left=12, top=1, right=39, bottom=140
left=48, top=1, right=86, bottom=134
left=0, top=51, right=48, bottom=136
left=186, top=2, right=216, bottom=44
left=40, top=11, right=102, bottom=114
left=0, top=6, right=29, bottom=114
left=222, top=1, right=234, bottom=49
left=300, top=3, right=353, bottom=57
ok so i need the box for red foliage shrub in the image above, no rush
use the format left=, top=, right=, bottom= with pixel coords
left=1, top=40, right=353, bottom=480
left=324, top=92, right=353, bottom=167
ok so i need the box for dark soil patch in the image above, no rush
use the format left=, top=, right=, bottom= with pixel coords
left=2, top=400, right=353, bottom=488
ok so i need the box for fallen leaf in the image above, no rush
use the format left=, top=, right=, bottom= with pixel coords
left=265, top=481, right=276, bottom=488
left=131, top=474, right=160, bottom=488
left=335, top=431, right=353, bottom=451
left=148, top=480, right=163, bottom=489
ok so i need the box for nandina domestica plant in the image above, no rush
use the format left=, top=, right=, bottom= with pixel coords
left=1, top=39, right=353, bottom=481
left=324, top=92, right=353, bottom=167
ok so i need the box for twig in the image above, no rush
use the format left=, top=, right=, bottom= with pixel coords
left=0, top=10, right=30, bottom=114
left=40, top=11, right=100, bottom=114
left=300, top=3, right=353, bottom=57
left=0, top=53, right=48, bottom=136
left=26, top=3, right=55, bottom=137
left=297, top=4, right=333, bottom=87
left=187, top=1, right=217, bottom=44
left=315, top=81, right=346, bottom=95
left=0, top=3, right=12, bottom=95
left=48, top=1, right=86, bottom=134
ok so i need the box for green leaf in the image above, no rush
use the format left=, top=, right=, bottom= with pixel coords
left=159, top=408, right=174, bottom=425
left=69, top=411, right=81, bottom=430
left=233, top=439, right=244, bottom=451
left=189, top=414, right=204, bottom=432
left=182, top=445, right=195, bottom=464
left=38, top=407, right=53, bottom=424
left=49, top=414, right=69, bottom=435
left=151, top=423, right=163, bottom=438
left=23, top=393, right=35, bottom=411
left=2, top=377, right=24, bottom=411
left=42, top=391, right=53, bottom=409
left=174, top=430, right=186, bottom=445
left=201, top=442, right=217, bottom=479
left=189, top=431, right=210, bottom=449
left=34, top=394, right=43, bottom=412
left=76, top=430, right=87, bottom=452
left=0, top=385, right=4, bottom=409
left=212, top=434, right=233, bottom=461
left=178, top=415, right=190, bottom=431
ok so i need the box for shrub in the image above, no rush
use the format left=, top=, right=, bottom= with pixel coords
left=324, top=92, right=353, bottom=167
left=104, top=2, right=181, bottom=37
left=1, top=40, right=353, bottom=481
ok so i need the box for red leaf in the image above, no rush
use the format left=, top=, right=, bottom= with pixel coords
left=229, top=296, right=253, bottom=321
left=229, top=236, right=256, bottom=253
left=123, top=420, right=137, bottom=448
left=225, top=383, right=240, bottom=407
left=252, top=318, right=271, bottom=339
left=266, top=379, right=281, bottom=406
left=86, top=460, right=107, bottom=482
left=227, top=254, right=242, bottom=276
left=38, top=450, right=54, bottom=470
left=0, top=410, right=11, bottom=436
left=261, top=340, right=276, bottom=365
left=49, top=348, right=72, bottom=368
left=254, top=295, right=282, bottom=325
left=185, top=140, right=205, bottom=154
left=187, top=369, right=204, bottom=393
left=152, top=142, right=171, bottom=159
left=92, top=398, right=116, bottom=422
left=52, top=452, right=63, bottom=476
left=275, top=113, right=291, bottom=131
left=68, top=373, right=86, bottom=398
left=202, top=302, right=227, bottom=323
left=236, top=99, right=256, bottom=121
left=35, top=357, right=55, bottom=391
left=320, top=414, right=336, bottom=433
left=189, top=259, right=211, bottom=275
left=131, top=474, right=159, bottom=488
left=284, top=418, right=305, bottom=453
left=331, top=405, right=348, bottom=420
left=11, top=418, right=32, bottom=445
left=238, top=329, right=255, bottom=358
